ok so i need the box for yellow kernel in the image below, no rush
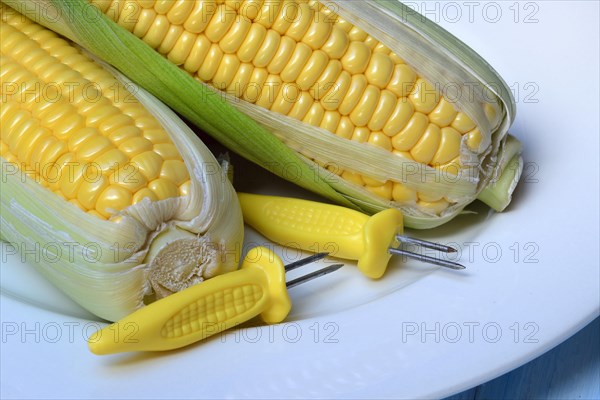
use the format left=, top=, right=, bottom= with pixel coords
left=133, top=8, right=157, bottom=37
left=350, top=85, right=380, bottom=127
left=362, top=175, right=386, bottom=186
left=94, top=148, right=129, bottom=173
left=321, top=70, right=351, bottom=111
left=368, top=90, right=396, bottom=132
left=409, top=79, right=440, bottom=114
left=168, top=31, right=197, bottom=65
left=160, top=159, right=189, bottom=186
left=77, top=175, right=109, bottom=210
left=254, top=0, right=280, bottom=27
left=366, top=181, right=393, bottom=200
left=392, top=183, right=417, bottom=203
left=338, top=74, right=367, bottom=115
left=205, top=4, right=236, bottom=42
left=242, top=67, right=269, bottom=103
left=364, top=35, right=379, bottom=50
left=301, top=13, right=332, bottom=49
left=410, top=124, right=441, bottom=164
left=88, top=210, right=106, bottom=219
left=383, top=99, right=414, bottom=137
left=302, top=102, right=325, bottom=126
left=197, top=43, right=223, bottom=81
left=142, top=128, right=171, bottom=144
left=321, top=26, right=349, bottom=60
left=484, top=102, right=498, bottom=124
left=227, top=63, right=254, bottom=98
left=271, top=0, right=299, bottom=34
left=108, top=126, right=141, bottom=146
left=387, top=64, right=417, bottom=98
left=431, top=127, right=461, bottom=166
left=319, top=110, right=341, bottom=133
left=109, top=166, right=149, bottom=192
left=265, top=34, right=294, bottom=74
left=429, top=98, right=458, bottom=128
left=311, top=60, right=342, bottom=100
left=166, top=0, right=195, bottom=25
left=335, top=18, right=353, bottom=33
left=237, top=23, right=268, bottom=63
left=351, top=127, right=370, bottom=143
left=436, top=156, right=462, bottom=177
left=341, top=41, right=371, bottom=74
left=335, top=116, right=354, bottom=140
left=219, top=15, right=252, bottom=54
left=348, top=26, right=367, bottom=41
left=153, top=143, right=181, bottom=160
left=98, top=114, right=134, bottom=136
left=451, top=112, right=476, bottom=134
left=368, top=132, right=392, bottom=152
left=149, top=178, right=180, bottom=200
left=418, top=191, right=444, bottom=203
left=119, top=137, right=153, bottom=158
left=418, top=198, right=450, bottom=215
left=240, top=0, right=264, bottom=20
left=296, top=50, right=328, bottom=91
left=287, top=91, right=313, bottom=120
left=467, top=128, right=483, bottom=152
left=212, top=54, right=242, bottom=89
left=38, top=141, right=68, bottom=174
left=373, top=42, right=390, bottom=54
left=270, top=85, right=295, bottom=114
left=133, top=188, right=160, bottom=204
left=280, top=42, right=312, bottom=82
left=341, top=170, right=364, bottom=186
left=184, top=0, right=217, bottom=34
left=285, top=3, right=313, bottom=41
left=142, top=14, right=169, bottom=49
left=179, top=180, right=192, bottom=197
left=96, top=185, right=133, bottom=217
left=154, top=0, right=175, bottom=14
left=391, top=112, right=429, bottom=151
left=365, top=53, right=394, bottom=89
left=58, top=162, right=85, bottom=199
left=118, top=1, right=142, bottom=32
left=131, top=150, right=164, bottom=181
left=183, top=34, right=211, bottom=73
left=77, top=135, right=113, bottom=161
left=256, top=74, right=283, bottom=109
left=389, top=52, right=405, bottom=64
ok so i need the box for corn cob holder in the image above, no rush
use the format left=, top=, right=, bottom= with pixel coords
left=239, top=193, right=463, bottom=279
left=88, top=247, right=342, bottom=354
left=5, top=0, right=523, bottom=230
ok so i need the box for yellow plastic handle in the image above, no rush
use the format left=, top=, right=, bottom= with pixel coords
left=238, top=193, right=403, bottom=279
left=88, top=247, right=291, bottom=355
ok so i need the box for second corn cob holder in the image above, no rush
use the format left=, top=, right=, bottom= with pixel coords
left=89, top=194, right=463, bottom=355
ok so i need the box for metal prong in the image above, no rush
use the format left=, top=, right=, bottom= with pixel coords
left=388, top=248, right=465, bottom=270
left=286, top=264, right=344, bottom=289
left=396, top=234, right=458, bottom=253
left=284, top=252, right=329, bottom=272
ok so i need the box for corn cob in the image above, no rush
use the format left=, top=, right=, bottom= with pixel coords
left=5, top=0, right=523, bottom=228
left=0, top=5, right=244, bottom=321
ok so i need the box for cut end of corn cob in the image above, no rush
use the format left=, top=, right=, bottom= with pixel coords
left=0, top=5, right=244, bottom=321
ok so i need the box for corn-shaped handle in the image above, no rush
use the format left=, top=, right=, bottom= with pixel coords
left=238, top=193, right=403, bottom=278
left=88, top=247, right=291, bottom=354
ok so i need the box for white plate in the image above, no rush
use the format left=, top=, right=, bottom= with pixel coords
left=1, top=2, right=599, bottom=399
